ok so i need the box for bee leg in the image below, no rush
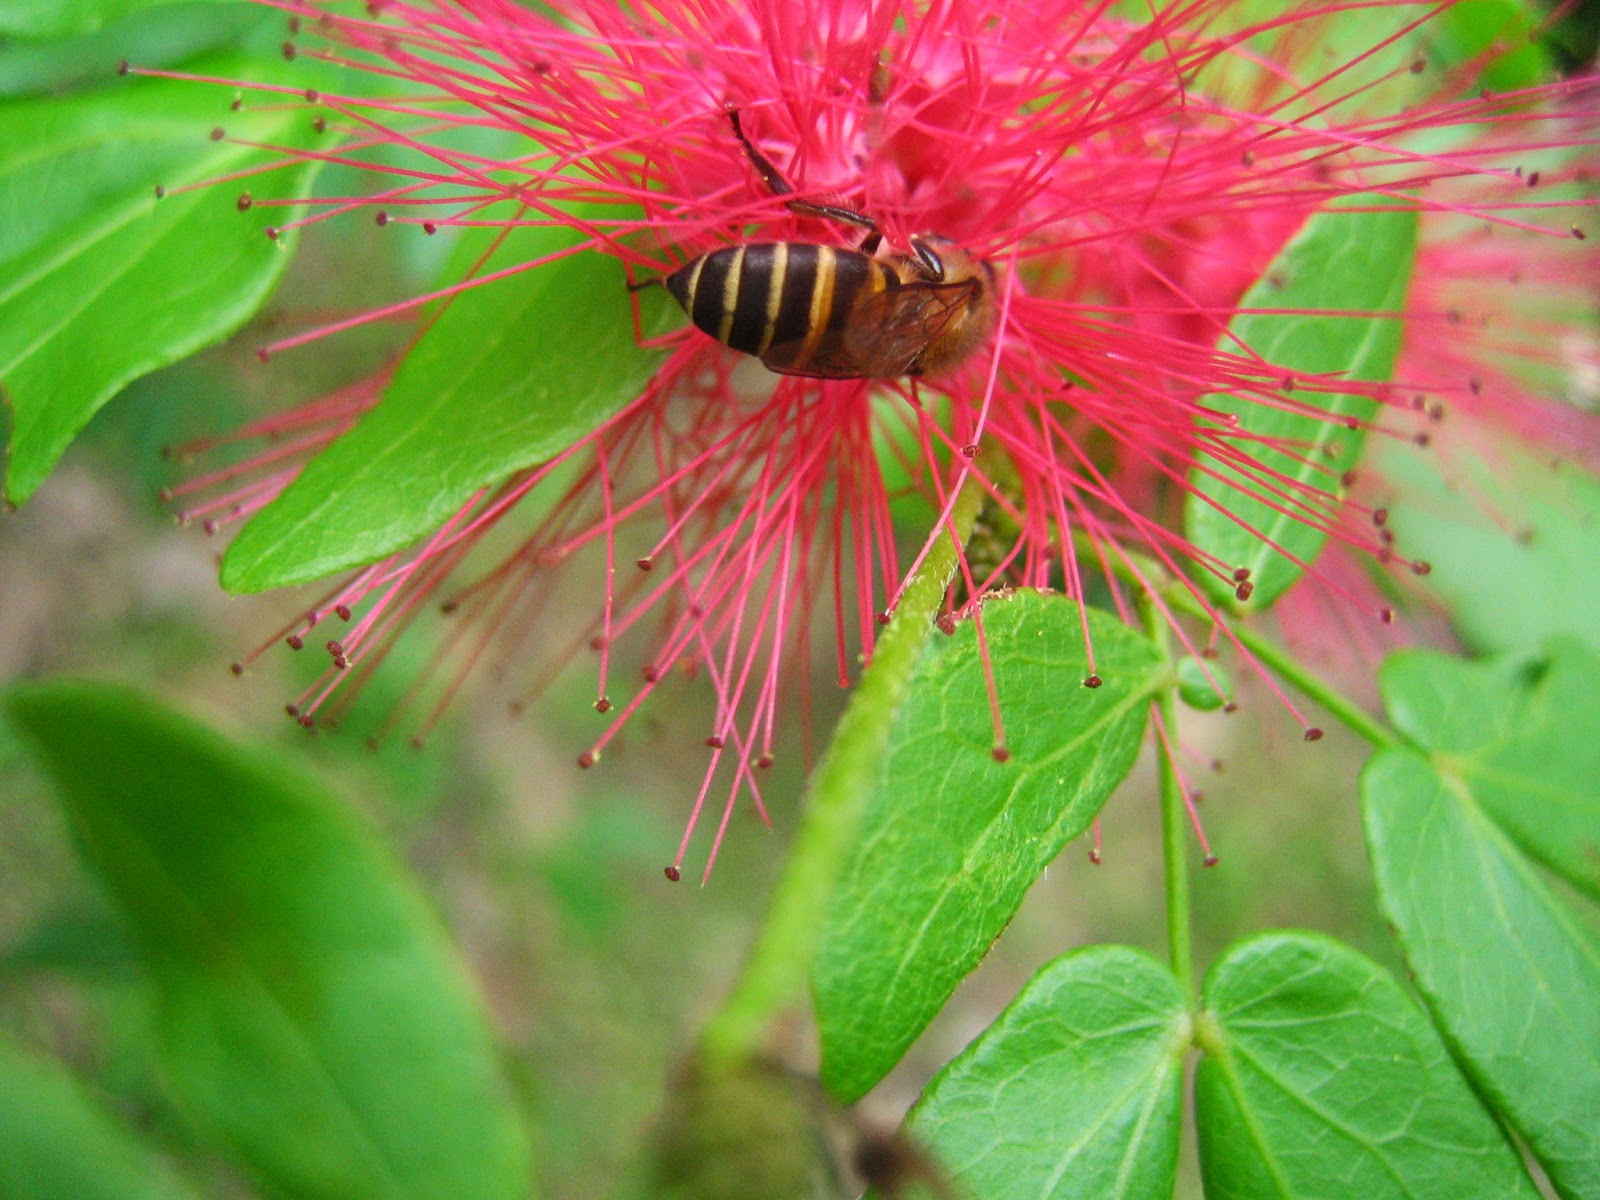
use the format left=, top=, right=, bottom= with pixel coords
left=908, top=235, right=946, bottom=282
left=790, top=200, right=885, bottom=259
left=726, top=105, right=796, bottom=197
left=626, top=275, right=662, bottom=293
left=727, top=105, right=885, bottom=249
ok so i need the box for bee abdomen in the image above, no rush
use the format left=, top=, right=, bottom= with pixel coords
left=665, top=243, right=877, bottom=360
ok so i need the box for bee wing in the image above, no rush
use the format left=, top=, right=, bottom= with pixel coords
left=760, top=278, right=979, bottom=380
left=851, top=277, right=978, bottom=372
left=758, top=340, right=876, bottom=379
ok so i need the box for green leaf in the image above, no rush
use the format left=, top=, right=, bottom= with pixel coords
left=1186, top=196, right=1417, bottom=610
left=0, top=1033, right=202, bottom=1200
left=0, top=59, right=320, bottom=506
left=1375, top=440, right=1600, bottom=656
left=696, top=489, right=976, bottom=1072
left=221, top=215, right=675, bottom=592
left=1362, top=747, right=1600, bottom=1200
left=0, top=905, right=137, bottom=979
left=3, top=680, right=533, bottom=1200
left=910, top=946, right=1188, bottom=1200
left=1186, top=3, right=1430, bottom=114
left=814, top=592, right=1166, bottom=1102
left=0, top=0, right=237, bottom=39
left=1379, top=641, right=1600, bottom=899
left=1176, top=654, right=1230, bottom=712
left=1196, top=932, right=1538, bottom=1199
left=0, top=3, right=270, bottom=100
left=1429, top=0, right=1551, bottom=92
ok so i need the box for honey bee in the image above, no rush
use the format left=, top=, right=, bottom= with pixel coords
left=639, top=109, right=997, bottom=380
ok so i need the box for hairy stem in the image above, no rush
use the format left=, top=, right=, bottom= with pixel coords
left=697, top=475, right=984, bottom=1069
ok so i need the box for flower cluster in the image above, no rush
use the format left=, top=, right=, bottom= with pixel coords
left=163, top=0, right=1598, bottom=876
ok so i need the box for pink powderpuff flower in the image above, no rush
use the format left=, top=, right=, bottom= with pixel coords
left=160, top=0, right=1599, bottom=878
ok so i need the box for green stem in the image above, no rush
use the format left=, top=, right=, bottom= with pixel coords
left=1064, top=528, right=1398, bottom=750
left=1224, top=618, right=1399, bottom=750
left=1142, top=598, right=1195, bottom=999
left=697, top=477, right=985, bottom=1070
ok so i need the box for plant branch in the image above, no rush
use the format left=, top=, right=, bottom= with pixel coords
left=1142, top=597, right=1195, bottom=999
left=1063, top=528, right=1398, bottom=750
left=1223, top=618, right=1399, bottom=749
left=697, top=473, right=984, bottom=1069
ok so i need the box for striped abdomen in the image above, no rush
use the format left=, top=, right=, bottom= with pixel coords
left=664, top=243, right=889, bottom=374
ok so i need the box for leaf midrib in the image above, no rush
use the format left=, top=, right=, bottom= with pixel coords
left=1230, top=258, right=1410, bottom=585
left=0, top=129, right=285, bottom=321
left=867, top=655, right=1164, bottom=1025
left=79, top=788, right=414, bottom=1198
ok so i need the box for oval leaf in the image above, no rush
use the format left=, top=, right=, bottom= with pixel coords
left=3, top=680, right=532, bottom=1200
left=1375, top=440, right=1600, bottom=656
left=1379, top=640, right=1600, bottom=898
left=1430, top=0, right=1551, bottom=92
left=1362, top=747, right=1600, bottom=1200
left=0, top=4, right=270, bottom=100
left=1185, top=196, right=1417, bottom=609
left=0, top=60, right=319, bottom=505
left=0, top=1033, right=202, bottom=1200
left=910, top=946, right=1188, bottom=1200
left=221, top=217, right=675, bottom=592
left=0, top=0, right=232, bottom=40
left=1196, top=931, right=1538, bottom=1199
left=814, top=592, right=1166, bottom=1102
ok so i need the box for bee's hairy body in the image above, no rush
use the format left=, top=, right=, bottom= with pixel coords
left=668, top=242, right=870, bottom=369
left=665, top=239, right=994, bottom=380
left=646, top=107, right=997, bottom=380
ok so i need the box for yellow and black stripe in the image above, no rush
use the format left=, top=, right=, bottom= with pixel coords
left=665, top=243, right=885, bottom=366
